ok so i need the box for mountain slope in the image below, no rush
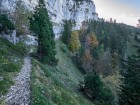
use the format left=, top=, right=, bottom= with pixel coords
left=30, top=41, right=93, bottom=105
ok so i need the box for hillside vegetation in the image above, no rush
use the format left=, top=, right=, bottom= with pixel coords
left=0, top=0, right=140, bottom=105
left=0, top=38, right=25, bottom=103
left=30, top=41, right=93, bottom=105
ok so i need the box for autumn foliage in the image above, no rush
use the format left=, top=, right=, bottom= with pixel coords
left=82, top=50, right=94, bottom=73
left=69, top=31, right=81, bottom=53
left=87, top=33, right=99, bottom=48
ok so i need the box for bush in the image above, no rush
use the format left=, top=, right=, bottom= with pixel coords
left=0, top=14, right=15, bottom=33
left=0, top=77, right=13, bottom=95
left=15, top=42, right=28, bottom=55
left=14, top=0, right=31, bottom=36
left=2, top=62, right=20, bottom=72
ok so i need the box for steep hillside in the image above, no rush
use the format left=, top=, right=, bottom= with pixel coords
left=0, top=0, right=140, bottom=105
left=30, top=41, right=93, bottom=105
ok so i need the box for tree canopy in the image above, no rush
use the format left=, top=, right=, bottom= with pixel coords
left=30, top=0, right=57, bottom=65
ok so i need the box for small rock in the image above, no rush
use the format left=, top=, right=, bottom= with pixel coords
left=0, top=76, right=4, bottom=81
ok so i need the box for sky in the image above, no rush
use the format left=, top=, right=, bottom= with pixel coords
left=93, top=0, right=140, bottom=27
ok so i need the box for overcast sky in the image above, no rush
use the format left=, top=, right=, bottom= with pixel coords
left=93, top=0, right=140, bottom=27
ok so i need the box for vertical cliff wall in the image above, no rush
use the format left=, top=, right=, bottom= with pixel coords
left=0, top=0, right=98, bottom=38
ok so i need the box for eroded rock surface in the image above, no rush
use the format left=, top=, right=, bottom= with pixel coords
left=0, top=0, right=98, bottom=38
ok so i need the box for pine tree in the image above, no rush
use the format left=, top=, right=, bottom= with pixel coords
left=120, top=34, right=140, bottom=105
left=30, top=0, right=57, bottom=65
left=81, top=73, right=114, bottom=104
left=61, top=20, right=72, bottom=45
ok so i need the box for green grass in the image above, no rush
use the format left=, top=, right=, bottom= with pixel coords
left=0, top=77, right=14, bottom=95
left=0, top=38, right=24, bottom=103
left=30, top=41, right=94, bottom=105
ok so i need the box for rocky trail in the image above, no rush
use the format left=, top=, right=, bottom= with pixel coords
left=4, top=56, right=32, bottom=105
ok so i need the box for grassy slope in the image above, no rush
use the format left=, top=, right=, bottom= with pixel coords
left=0, top=38, right=24, bottom=103
left=31, top=41, right=93, bottom=105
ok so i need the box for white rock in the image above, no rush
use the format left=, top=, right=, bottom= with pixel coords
left=0, top=76, right=4, bottom=81
left=1, top=0, right=98, bottom=38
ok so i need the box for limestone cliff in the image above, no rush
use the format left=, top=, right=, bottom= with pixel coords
left=0, top=0, right=98, bottom=38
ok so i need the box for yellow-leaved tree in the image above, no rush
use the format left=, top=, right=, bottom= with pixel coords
left=69, top=31, right=81, bottom=53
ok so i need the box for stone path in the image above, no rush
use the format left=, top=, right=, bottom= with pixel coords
left=4, top=56, right=31, bottom=105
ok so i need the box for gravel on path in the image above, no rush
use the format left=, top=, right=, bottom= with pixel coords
left=4, top=56, right=32, bottom=105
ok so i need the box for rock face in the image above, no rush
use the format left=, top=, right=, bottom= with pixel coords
left=47, top=0, right=98, bottom=38
left=0, top=0, right=98, bottom=38
left=0, top=30, right=17, bottom=44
